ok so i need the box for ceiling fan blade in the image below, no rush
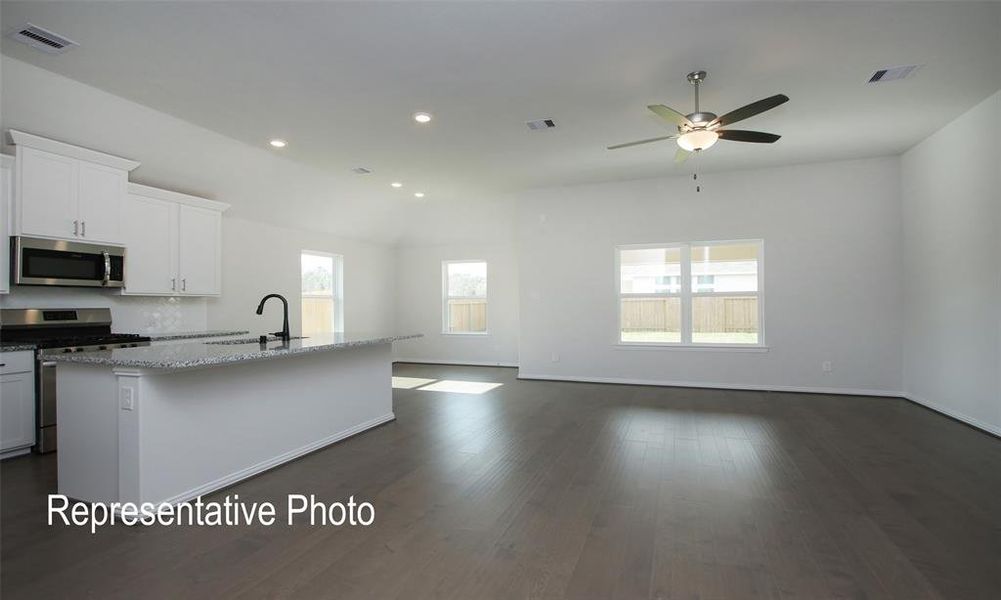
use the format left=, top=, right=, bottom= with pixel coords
left=607, top=135, right=678, bottom=150
left=717, top=130, right=781, bottom=143
left=674, top=147, right=691, bottom=163
left=710, top=94, right=789, bottom=128
left=648, top=104, right=693, bottom=127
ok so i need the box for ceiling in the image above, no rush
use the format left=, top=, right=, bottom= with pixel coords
left=2, top=1, right=1000, bottom=207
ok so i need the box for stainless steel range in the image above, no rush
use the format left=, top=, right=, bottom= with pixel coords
left=0, top=308, right=150, bottom=453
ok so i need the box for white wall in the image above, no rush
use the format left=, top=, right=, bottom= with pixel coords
left=394, top=242, right=519, bottom=365
left=515, top=157, right=903, bottom=394
left=1, top=56, right=398, bottom=334
left=901, top=90, right=1001, bottom=434
left=209, top=217, right=396, bottom=337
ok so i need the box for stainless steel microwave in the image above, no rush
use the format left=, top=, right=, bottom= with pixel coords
left=12, top=236, right=125, bottom=288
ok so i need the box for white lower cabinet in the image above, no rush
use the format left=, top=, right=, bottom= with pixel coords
left=1, top=351, right=35, bottom=457
left=121, top=184, right=227, bottom=297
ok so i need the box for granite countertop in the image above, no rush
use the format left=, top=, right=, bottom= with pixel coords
left=42, top=332, right=422, bottom=371
left=1, top=330, right=251, bottom=352
left=147, top=330, right=250, bottom=342
left=0, top=342, right=37, bottom=352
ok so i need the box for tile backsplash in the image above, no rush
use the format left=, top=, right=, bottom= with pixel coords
left=0, top=287, right=208, bottom=334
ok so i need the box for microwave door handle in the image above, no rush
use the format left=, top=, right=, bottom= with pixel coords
left=102, top=251, right=111, bottom=286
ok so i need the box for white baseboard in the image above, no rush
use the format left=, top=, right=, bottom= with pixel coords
left=902, top=392, right=1001, bottom=437
left=158, top=412, right=396, bottom=506
left=516, top=372, right=902, bottom=398
left=0, top=446, right=32, bottom=461
left=395, top=358, right=518, bottom=368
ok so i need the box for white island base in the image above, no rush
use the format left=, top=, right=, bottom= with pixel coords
left=57, top=343, right=394, bottom=505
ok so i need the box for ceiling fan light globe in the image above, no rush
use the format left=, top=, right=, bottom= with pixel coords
left=677, top=130, right=719, bottom=152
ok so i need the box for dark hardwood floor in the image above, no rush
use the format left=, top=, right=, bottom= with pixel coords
left=3, top=364, right=1001, bottom=599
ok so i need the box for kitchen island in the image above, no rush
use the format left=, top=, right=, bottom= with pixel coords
left=45, top=332, right=420, bottom=505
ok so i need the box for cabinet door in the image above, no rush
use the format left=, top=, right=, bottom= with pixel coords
left=19, top=147, right=77, bottom=239
left=0, top=372, right=35, bottom=452
left=1, top=159, right=11, bottom=294
left=177, top=205, right=221, bottom=296
left=121, top=195, right=178, bottom=295
left=77, top=161, right=125, bottom=244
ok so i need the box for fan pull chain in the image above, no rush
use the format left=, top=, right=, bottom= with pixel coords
left=691, top=148, right=701, bottom=192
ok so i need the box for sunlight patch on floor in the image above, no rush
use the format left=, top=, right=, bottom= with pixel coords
left=392, top=376, right=437, bottom=389
left=416, top=380, right=503, bottom=395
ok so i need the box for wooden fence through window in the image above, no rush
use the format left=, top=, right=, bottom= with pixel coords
left=621, top=296, right=758, bottom=333
left=448, top=298, right=487, bottom=332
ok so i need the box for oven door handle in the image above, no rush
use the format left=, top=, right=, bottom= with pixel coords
left=102, top=251, right=111, bottom=286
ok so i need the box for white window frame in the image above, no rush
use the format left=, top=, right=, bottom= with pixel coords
left=615, top=239, right=765, bottom=349
left=301, top=249, right=344, bottom=334
left=442, top=259, right=488, bottom=336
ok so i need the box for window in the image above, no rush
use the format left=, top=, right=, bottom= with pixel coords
left=617, top=240, right=763, bottom=346
left=301, top=251, right=343, bottom=334
left=618, top=246, right=682, bottom=343
left=443, top=260, right=487, bottom=334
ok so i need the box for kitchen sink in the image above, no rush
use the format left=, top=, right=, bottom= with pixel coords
left=205, top=336, right=307, bottom=345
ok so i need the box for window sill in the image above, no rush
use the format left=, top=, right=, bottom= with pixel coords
left=614, top=343, right=769, bottom=352
left=441, top=332, right=491, bottom=337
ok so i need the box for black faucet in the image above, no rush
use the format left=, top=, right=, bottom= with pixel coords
left=256, top=294, right=290, bottom=342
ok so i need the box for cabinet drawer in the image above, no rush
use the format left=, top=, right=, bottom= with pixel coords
left=0, top=350, right=34, bottom=374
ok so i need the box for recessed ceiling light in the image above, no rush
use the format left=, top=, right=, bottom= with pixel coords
left=414, top=192, right=425, bottom=198
left=269, top=139, right=287, bottom=148
left=390, top=182, right=403, bottom=188
left=413, top=112, right=432, bottom=124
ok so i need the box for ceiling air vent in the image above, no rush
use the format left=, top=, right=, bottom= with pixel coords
left=350, top=167, right=372, bottom=175
left=868, top=65, right=920, bottom=83
left=526, top=119, right=556, bottom=130
left=6, top=23, right=78, bottom=55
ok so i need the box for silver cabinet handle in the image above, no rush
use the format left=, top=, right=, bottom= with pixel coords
left=181, top=278, right=187, bottom=292
left=73, top=220, right=79, bottom=236
left=81, top=221, right=86, bottom=237
left=171, top=278, right=176, bottom=291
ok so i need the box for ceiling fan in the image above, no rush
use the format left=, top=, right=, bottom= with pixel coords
left=608, top=71, right=789, bottom=163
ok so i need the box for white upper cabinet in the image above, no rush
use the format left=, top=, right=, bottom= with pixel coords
left=1, top=155, right=13, bottom=295
left=177, top=205, right=222, bottom=296
left=10, top=130, right=138, bottom=245
left=122, top=184, right=228, bottom=297
left=76, top=161, right=126, bottom=243
left=121, top=193, right=177, bottom=295
left=19, top=147, right=77, bottom=238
